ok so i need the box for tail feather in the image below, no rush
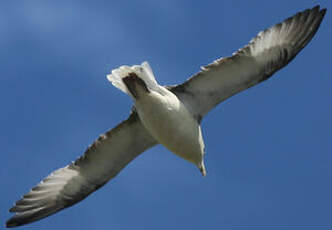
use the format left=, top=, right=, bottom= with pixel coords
left=107, top=61, right=158, bottom=96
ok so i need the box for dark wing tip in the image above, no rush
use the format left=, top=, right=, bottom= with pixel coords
left=6, top=205, right=62, bottom=228
left=6, top=219, right=17, bottom=228
left=6, top=221, right=17, bottom=228
left=312, top=5, right=327, bottom=21
left=5, top=166, right=80, bottom=228
left=313, top=4, right=327, bottom=12
left=9, top=206, right=17, bottom=213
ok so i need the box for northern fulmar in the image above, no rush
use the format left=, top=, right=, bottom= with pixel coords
left=6, top=5, right=326, bottom=228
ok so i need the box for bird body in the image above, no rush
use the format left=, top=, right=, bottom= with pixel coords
left=108, top=63, right=206, bottom=175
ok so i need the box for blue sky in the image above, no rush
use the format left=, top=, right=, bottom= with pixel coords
left=1, top=1, right=331, bottom=229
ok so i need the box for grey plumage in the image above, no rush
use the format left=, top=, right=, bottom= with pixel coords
left=172, top=6, right=326, bottom=118
left=7, top=112, right=156, bottom=227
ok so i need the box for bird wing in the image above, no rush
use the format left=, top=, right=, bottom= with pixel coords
left=7, top=111, right=157, bottom=228
left=171, top=6, right=326, bottom=118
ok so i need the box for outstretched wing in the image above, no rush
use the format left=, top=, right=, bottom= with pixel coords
left=172, top=6, right=326, bottom=118
left=7, top=111, right=157, bottom=228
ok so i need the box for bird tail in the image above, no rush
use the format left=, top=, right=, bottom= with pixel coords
left=107, top=61, right=159, bottom=96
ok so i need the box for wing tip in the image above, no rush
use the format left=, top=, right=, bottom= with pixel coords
left=6, top=218, right=20, bottom=228
left=6, top=214, right=30, bottom=228
left=6, top=215, right=33, bottom=228
left=312, top=4, right=327, bottom=11
left=320, top=7, right=327, bottom=17
left=9, top=206, right=16, bottom=213
left=6, top=221, right=16, bottom=228
left=311, top=5, right=327, bottom=19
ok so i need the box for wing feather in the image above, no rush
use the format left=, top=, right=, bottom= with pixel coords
left=6, top=111, right=156, bottom=228
left=172, top=6, right=326, bottom=117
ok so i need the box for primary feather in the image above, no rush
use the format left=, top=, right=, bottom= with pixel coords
left=172, top=6, right=326, bottom=118
left=7, top=112, right=156, bottom=227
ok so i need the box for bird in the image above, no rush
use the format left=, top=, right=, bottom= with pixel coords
left=6, top=5, right=326, bottom=228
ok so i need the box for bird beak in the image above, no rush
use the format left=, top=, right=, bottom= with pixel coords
left=198, top=161, right=206, bottom=177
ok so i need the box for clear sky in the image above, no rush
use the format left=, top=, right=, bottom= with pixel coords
left=1, top=1, right=331, bottom=229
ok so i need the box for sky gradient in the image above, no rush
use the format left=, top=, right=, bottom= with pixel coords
left=1, top=1, right=331, bottom=229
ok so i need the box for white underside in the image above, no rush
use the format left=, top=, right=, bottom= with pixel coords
left=135, top=89, right=205, bottom=167
left=107, top=62, right=206, bottom=174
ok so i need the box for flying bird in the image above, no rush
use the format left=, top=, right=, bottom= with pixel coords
left=6, top=5, right=326, bottom=228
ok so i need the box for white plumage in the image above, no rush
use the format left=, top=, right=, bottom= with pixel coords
left=107, top=62, right=158, bottom=96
